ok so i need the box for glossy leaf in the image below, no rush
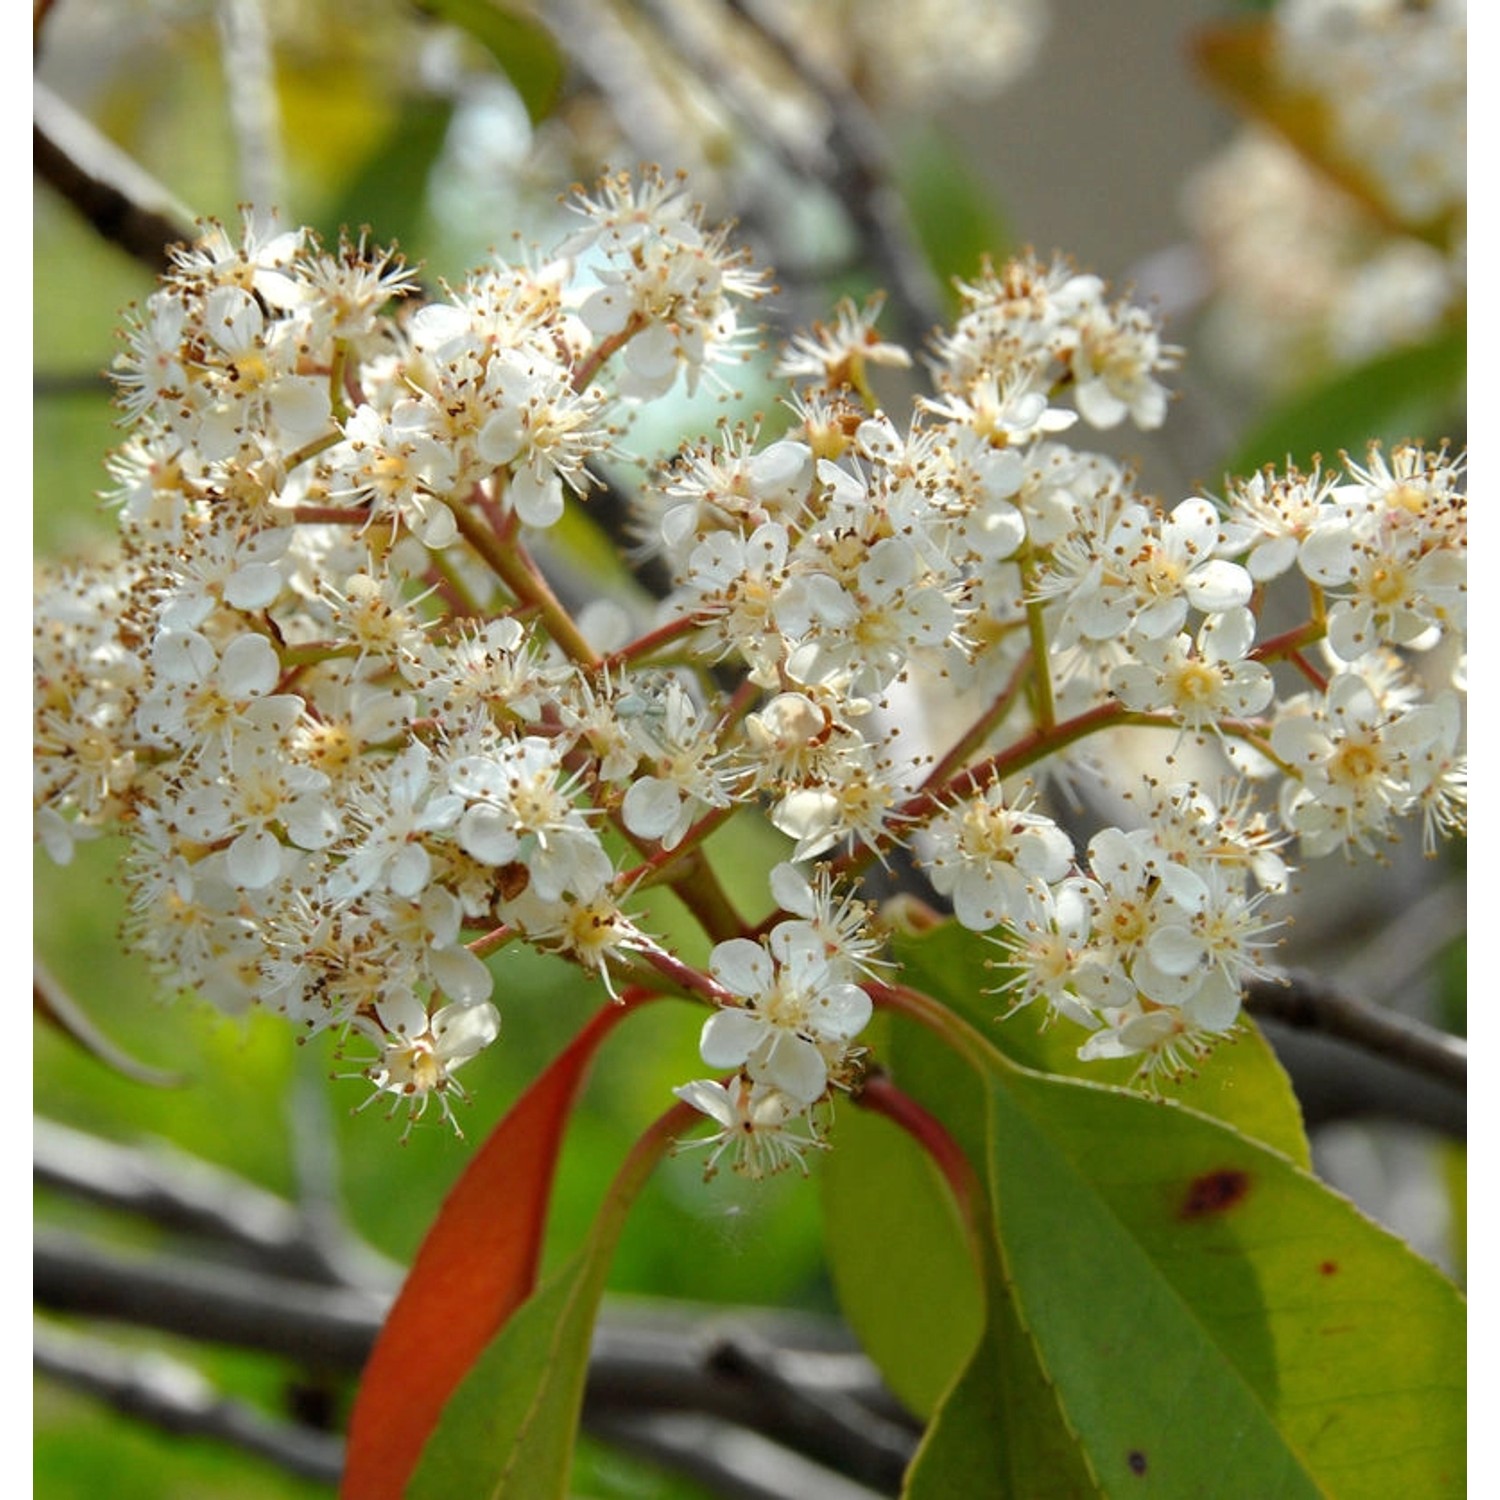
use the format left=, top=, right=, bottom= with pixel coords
left=883, top=927, right=1464, bottom=1497
left=820, top=1083, right=984, bottom=1419
left=1222, top=324, right=1466, bottom=483
left=340, top=998, right=638, bottom=1500
left=894, top=122, right=1012, bottom=311
left=318, top=95, right=455, bottom=257
left=904, top=1228, right=1096, bottom=1499
left=982, top=1067, right=1464, bottom=1496
left=406, top=1099, right=696, bottom=1499
left=414, top=0, right=565, bottom=124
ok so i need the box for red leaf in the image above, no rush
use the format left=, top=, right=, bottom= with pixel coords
left=341, top=996, right=644, bottom=1500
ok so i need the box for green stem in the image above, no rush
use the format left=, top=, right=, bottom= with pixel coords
left=1020, top=560, right=1056, bottom=731
left=277, top=639, right=363, bottom=670
left=328, top=340, right=352, bottom=424
left=663, top=845, right=746, bottom=946
left=281, top=428, right=345, bottom=473
left=448, top=495, right=601, bottom=668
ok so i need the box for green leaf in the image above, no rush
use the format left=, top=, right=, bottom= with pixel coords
left=341, top=999, right=639, bottom=1500
left=820, top=1087, right=984, bottom=1419
left=904, top=1229, right=1097, bottom=1499
left=406, top=1098, right=694, bottom=1500
left=414, top=0, right=565, bottom=124
left=894, top=921, right=1311, bottom=1167
left=1222, top=324, right=1467, bottom=483
left=981, top=1068, right=1464, bottom=1496
left=881, top=927, right=1465, bottom=1498
left=318, top=94, right=455, bottom=255
left=406, top=1238, right=612, bottom=1499
left=893, top=122, right=1012, bottom=313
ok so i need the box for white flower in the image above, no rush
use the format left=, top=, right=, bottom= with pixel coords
left=1067, top=299, right=1180, bottom=430
left=699, top=925, right=872, bottom=1104
left=359, top=994, right=501, bottom=1138
left=923, top=784, right=1074, bottom=932
left=1044, top=497, right=1252, bottom=646
left=673, top=1077, right=824, bottom=1180
left=450, top=736, right=612, bottom=901
left=1109, top=609, right=1273, bottom=737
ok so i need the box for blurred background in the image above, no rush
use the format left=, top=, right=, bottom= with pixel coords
left=34, top=1, right=1465, bottom=1495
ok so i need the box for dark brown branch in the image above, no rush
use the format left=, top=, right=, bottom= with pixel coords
left=34, top=1228, right=389, bottom=1369
left=1245, top=969, right=1465, bottom=1091
left=33, top=81, right=196, bottom=274
left=587, top=1409, right=891, bottom=1500
left=34, top=1117, right=403, bottom=1293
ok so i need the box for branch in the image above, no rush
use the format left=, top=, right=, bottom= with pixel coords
left=1245, top=968, right=1466, bottom=1091
left=33, top=81, right=196, bottom=273
left=34, top=1228, right=389, bottom=1369
left=718, top=0, right=948, bottom=346
left=34, top=1228, right=919, bottom=1490
left=35, top=1322, right=345, bottom=1484
left=34, top=964, right=183, bottom=1088
left=34, top=1116, right=402, bottom=1293
left=586, top=1409, right=892, bottom=1500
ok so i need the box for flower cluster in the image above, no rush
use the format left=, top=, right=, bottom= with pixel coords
left=1185, top=0, right=1465, bottom=388
left=35, top=169, right=1465, bottom=1163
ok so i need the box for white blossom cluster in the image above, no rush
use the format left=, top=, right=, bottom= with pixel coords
left=1185, top=0, right=1464, bottom=388
left=1275, top=0, right=1466, bottom=228
left=34, top=172, right=1465, bottom=1172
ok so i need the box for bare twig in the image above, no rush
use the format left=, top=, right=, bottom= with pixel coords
left=33, top=1228, right=919, bottom=1490
left=33, top=965, right=183, bottom=1088
left=717, top=0, right=948, bottom=346
left=33, top=81, right=196, bottom=273
left=35, top=1228, right=390, bottom=1369
left=35, top=1317, right=898, bottom=1499
left=587, top=1409, right=892, bottom=1500
left=34, top=1117, right=403, bottom=1292
left=35, top=1322, right=345, bottom=1483
left=215, top=0, right=285, bottom=209
left=1333, top=877, right=1466, bottom=1009
left=1245, top=968, right=1465, bottom=1090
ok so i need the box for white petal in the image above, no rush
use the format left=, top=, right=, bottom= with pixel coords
left=228, top=828, right=284, bottom=889
left=700, top=1008, right=764, bottom=1069
left=810, top=982, right=872, bottom=1041
left=709, top=939, right=774, bottom=999
left=753, top=1032, right=827, bottom=1104
left=432, top=1000, right=501, bottom=1065
left=1146, top=923, right=1205, bottom=977
left=458, top=805, right=519, bottom=865
left=622, top=778, right=683, bottom=841
left=428, top=945, right=495, bottom=1006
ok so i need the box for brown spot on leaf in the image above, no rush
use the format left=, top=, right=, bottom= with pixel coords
left=1127, top=1450, right=1148, bottom=1476
left=1180, top=1167, right=1251, bottom=1219
left=1319, top=1259, right=1339, bottom=1276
